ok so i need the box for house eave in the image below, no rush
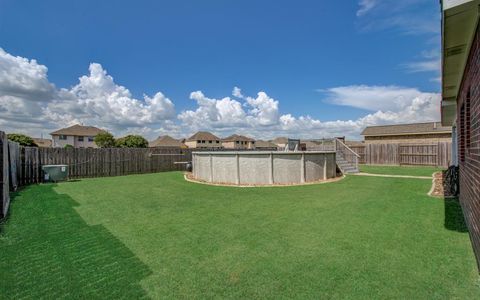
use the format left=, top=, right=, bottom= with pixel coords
left=441, top=0, right=480, bottom=126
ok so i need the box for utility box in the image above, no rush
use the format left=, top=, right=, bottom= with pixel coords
left=42, top=165, right=69, bottom=182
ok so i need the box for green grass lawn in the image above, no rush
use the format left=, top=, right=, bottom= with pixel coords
left=360, top=164, right=444, bottom=177
left=1, top=172, right=478, bottom=299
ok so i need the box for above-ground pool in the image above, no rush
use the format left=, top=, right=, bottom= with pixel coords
left=192, top=151, right=336, bottom=186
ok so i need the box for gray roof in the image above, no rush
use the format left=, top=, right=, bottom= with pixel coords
left=50, top=124, right=105, bottom=136
left=149, top=135, right=186, bottom=148
left=222, top=134, right=255, bottom=142
left=361, top=122, right=452, bottom=136
left=186, top=131, right=220, bottom=141
left=271, top=137, right=288, bottom=144
left=255, top=140, right=278, bottom=148
left=32, top=138, right=52, bottom=147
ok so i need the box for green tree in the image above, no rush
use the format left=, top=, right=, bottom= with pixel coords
left=115, top=135, right=148, bottom=148
left=94, top=132, right=116, bottom=148
left=7, top=133, right=37, bottom=147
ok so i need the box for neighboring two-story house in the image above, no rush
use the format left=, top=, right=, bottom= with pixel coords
left=222, top=134, right=255, bottom=149
left=184, top=131, right=223, bottom=148
left=50, top=124, right=104, bottom=148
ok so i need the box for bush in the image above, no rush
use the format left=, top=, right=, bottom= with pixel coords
left=64, top=144, right=74, bottom=149
left=115, top=135, right=148, bottom=148
left=94, top=132, right=116, bottom=148
left=7, top=133, right=37, bottom=147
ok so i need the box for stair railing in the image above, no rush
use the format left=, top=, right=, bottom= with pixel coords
left=335, top=139, right=360, bottom=172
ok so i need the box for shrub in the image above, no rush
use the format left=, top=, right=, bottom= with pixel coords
left=94, top=132, right=116, bottom=148
left=64, top=144, right=74, bottom=149
left=7, top=133, right=37, bottom=147
left=115, top=135, right=148, bottom=148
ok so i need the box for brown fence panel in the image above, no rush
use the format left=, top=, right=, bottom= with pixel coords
left=356, top=142, right=451, bottom=167
left=0, top=132, right=10, bottom=218
left=8, top=141, right=20, bottom=189
left=437, top=142, right=452, bottom=167
left=36, top=147, right=193, bottom=180
left=365, top=144, right=399, bottom=165
left=349, top=146, right=365, bottom=164
left=399, top=144, right=437, bottom=166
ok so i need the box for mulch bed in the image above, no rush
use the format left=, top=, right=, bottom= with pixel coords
left=430, top=171, right=455, bottom=198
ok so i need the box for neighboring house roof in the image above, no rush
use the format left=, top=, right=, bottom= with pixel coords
left=50, top=124, right=105, bottom=137
left=32, top=138, right=52, bottom=147
left=149, top=135, right=186, bottom=148
left=186, top=131, right=220, bottom=141
left=271, top=137, right=288, bottom=144
left=361, top=122, right=452, bottom=137
left=222, top=134, right=255, bottom=142
left=255, top=140, right=278, bottom=148
left=345, top=140, right=365, bottom=147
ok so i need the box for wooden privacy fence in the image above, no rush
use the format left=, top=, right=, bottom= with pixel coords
left=36, top=147, right=193, bottom=180
left=348, top=142, right=452, bottom=167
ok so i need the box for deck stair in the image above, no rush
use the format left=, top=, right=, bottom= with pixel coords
left=335, top=139, right=360, bottom=174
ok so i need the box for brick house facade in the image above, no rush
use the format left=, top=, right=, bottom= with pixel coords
left=456, top=21, right=480, bottom=268
left=441, top=0, right=480, bottom=269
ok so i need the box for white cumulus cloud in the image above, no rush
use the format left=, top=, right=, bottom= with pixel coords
left=177, top=85, right=440, bottom=139
left=0, top=48, right=175, bottom=138
left=0, top=48, right=441, bottom=141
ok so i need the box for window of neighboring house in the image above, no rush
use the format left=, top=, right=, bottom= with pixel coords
left=197, top=140, right=201, bottom=143
left=252, top=141, right=255, bottom=145
left=209, top=140, right=212, bottom=144
left=88, top=136, right=94, bottom=142
left=236, top=141, right=240, bottom=144
left=59, top=135, right=67, bottom=140
left=78, top=136, right=84, bottom=142
left=216, top=140, right=219, bottom=144
left=201, top=140, right=205, bottom=143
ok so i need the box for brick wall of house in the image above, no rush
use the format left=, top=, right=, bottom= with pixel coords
left=457, top=22, right=480, bottom=269
left=364, top=133, right=452, bottom=144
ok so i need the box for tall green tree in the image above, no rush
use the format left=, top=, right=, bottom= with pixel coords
left=115, top=135, right=148, bottom=148
left=7, top=133, right=37, bottom=147
left=94, top=132, right=116, bottom=148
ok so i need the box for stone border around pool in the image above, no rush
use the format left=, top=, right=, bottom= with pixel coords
left=184, top=172, right=345, bottom=187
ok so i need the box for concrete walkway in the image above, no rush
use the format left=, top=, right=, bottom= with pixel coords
left=352, top=173, right=432, bottom=180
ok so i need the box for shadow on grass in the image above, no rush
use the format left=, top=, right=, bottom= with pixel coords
left=444, top=198, right=468, bottom=233
left=0, top=184, right=152, bottom=298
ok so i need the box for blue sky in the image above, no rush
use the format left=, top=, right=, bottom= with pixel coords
left=0, top=0, right=442, bottom=139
